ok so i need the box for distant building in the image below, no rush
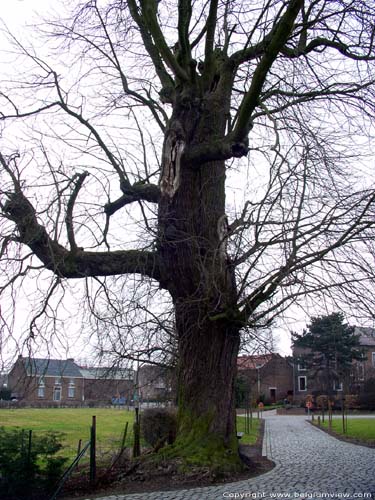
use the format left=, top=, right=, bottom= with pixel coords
left=292, top=326, right=375, bottom=402
left=7, top=356, right=134, bottom=406
left=351, top=327, right=375, bottom=389
left=138, top=364, right=175, bottom=402
left=79, top=366, right=134, bottom=405
left=237, top=353, right=293, bottom=404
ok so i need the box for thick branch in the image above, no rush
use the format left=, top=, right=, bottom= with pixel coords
left=65, top=171, right=89, bottom=252
left=184, top=137, right=249, bottom=166
left=282, top=37, right=375, bottom=61
left=104, top=182, right=160, bottom=216
left=3, top=190, right=161, bottom=282
left=127, top=0, right=175, bottom=91
left=231, top=0, right=303, bottom=142
left=177, top=0, right=192, bottom=66
left=201, top=0, right=218, bottom=85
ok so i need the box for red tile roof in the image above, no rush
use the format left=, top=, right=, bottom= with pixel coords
left=237, top=353, right=277, bottom=370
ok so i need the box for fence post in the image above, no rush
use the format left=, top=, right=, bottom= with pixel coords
left=77, top=439, right=82, bottom=457
left=133, top=407, right=141, bottom=458
left=90, top=416, right=96, bottom=486
left=120, top=421, right=129, bottom=453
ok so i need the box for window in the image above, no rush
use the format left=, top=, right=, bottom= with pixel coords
left=68, top=379, right=75, bottom=398
left=298, top=376, right=307, bottom=391
left=53, top=386, right=61, bottom=401
left=372, top=352, right=375, bottom=367
left=333, top=381, right=343, bottom=391
left=357, top=363, right=365, bottom=381
left=298, top=362, right=307, bottom=371
left=38, top=377, right=45, bottom=398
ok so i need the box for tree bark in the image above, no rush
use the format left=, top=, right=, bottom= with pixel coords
left=174, top=302, right=241, bottom=469
left=157, top=82, right=243, bottom=468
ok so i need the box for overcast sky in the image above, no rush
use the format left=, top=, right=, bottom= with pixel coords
left=1, top=1, right=56, bottom=29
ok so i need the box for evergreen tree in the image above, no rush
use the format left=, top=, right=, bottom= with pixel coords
left=292, top=313, right=364, bottom=395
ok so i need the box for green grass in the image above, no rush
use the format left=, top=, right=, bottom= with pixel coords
left=0, top=408, right=263, bottom=463
left=319, top=418, right=375, bottom=442
left=236, top=416, right=261, bottom=445
left=0, top=408, right=135, bottom=461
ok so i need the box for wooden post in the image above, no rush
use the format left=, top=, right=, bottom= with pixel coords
left=345, top=409, right=348, bottom=434
left=245, top=393, right=251, bottom=433
left=77, top=439, right=82, bottom=457
left=341, top=398, right=346, bottom=434
left=120, top=421, right=129, bottom=452
left=318, top=416, right=321, bottom=427
left=90, top=416, right=96, bottom=486
left=133, top=407, right=141, bottom=458
left=328, top=401, right=332, bottom=431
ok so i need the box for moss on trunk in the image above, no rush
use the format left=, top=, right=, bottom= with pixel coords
left=158, top=409, right=242, bottom=473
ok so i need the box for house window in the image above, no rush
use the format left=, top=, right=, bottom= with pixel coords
left=298, top=376, right=307, bottom=391
left=68, top=379, right=75, bottom=398
left=298, top=362, right=307, bottom=371
left=372, top=352, right=375, bottom=367
left=53, top=386, right=61, bottom=401
left=38, top=377, right=45, bottom=398
left=357, top=363, right=365, bottom=381
left=333, top=381, right=343, bottom=391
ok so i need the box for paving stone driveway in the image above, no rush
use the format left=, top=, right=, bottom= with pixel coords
left=88, top=413, right=375, bottom=500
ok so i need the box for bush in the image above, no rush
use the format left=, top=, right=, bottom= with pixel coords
left=141, top=408, right=177, bottom=450
left=0, top=427, right=67, bottom=499
left=0, top=387, right=11, bottom=400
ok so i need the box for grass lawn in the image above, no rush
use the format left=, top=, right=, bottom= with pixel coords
left=0, top=407, right=134, bottom=461
left=236, top=416, right=261, bottom=445
left=0, top=408, right=262, bottom=460
left=319, top=418, right=375, bottom=443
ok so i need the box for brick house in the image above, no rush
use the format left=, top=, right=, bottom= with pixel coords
left=79, top=366, right=134, bottom=405
left=8, top=357, right=84, bottom=404
left=7, top=356, right=134, bottom=406
left=237, top=353, right=293, bottom=404
left=351, top=327, right=375, bottom=387
left=292, top=326, right=375, bottom=402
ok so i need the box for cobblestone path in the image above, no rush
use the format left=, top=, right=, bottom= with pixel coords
left=85, top=414, right=375, bottom=500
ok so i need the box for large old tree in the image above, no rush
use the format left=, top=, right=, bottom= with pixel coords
left=1, top=0, right=375, bottom=468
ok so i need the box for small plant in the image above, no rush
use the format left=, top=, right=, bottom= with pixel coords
left=141, top=408, right=177, bottom=451
left=0, top=427, right=67, bottom=499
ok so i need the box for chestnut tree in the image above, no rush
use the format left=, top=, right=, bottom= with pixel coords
left=1, top=0, right=375, bottom=469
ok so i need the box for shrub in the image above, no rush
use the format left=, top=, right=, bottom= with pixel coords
left=0, top=427, right=67, bottom=499
left=0, top=387, right=11, bottom=400
left=141, top=408, right=177, bottom=450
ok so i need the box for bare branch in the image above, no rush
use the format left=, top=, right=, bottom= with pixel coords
left=65, top=171, right=89, bottom=252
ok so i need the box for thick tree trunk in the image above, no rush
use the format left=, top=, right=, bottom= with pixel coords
left=174, top=301, right=241, bottom=470
left=157, top=84, right=242, bottom=469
